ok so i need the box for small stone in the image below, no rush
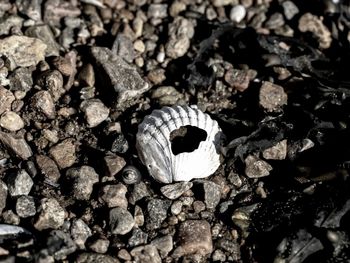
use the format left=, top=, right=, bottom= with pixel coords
left=15, top=195, right=36, bottom=218
left=109, top=207, right=135, bottom=235
left=262, top=140, right=287, bottom=160
left=151, top=235, right=173, bottom=258
left=174, top=220, right=213, bottom=256
left=245, top=155, right=273, bottom=178
left=89, top=239, right=110, bottom=254
left=100, top=184, right=128, bottom=208
left=47, top=230, right=77, bottom=260
left=90, top=47, right=150, bottom=110
left=77, top=64, right=95, bottom=87
left=0, top=179, right=8, bottom=214
left=36, top=155, right=60, bottom=183
left=0, top=131, right=32, bottom=160
left=265, top=13, right=285, bottom=30
left=134, top=205, right=144, bottom=227
left=16, top=0, right=42, bottom=21
left=212, top=249, right=226, bottom=262
left=203, top=181, right=221, bottom=210
left=171, top=200, right=183, bottom=215
left=25, top=24, right=60, bottom=56
left=130, top=245, right=161, bottom=263
left=148, top=4, right=168, bottom=19
left=145, top=199, right=171, bottom=230
left=0, top=111, right=24, bottom=131
left=193, top=201, right=206, bottom=214
left=66, top=166, right=99, bottom=200
left=34, top=198, right=66, bottom=230
left=43, top=0, right=81, bottom=26
left=7, top=169, right=33, bottom=197
left=259, top=81, right=287, bottom=112
left=298, top=13, right=332, bottom=49
left=111, top=134, right=129, bottom=154
left=134, top=40, right=145, bottom=53
left=8, top=67, right=33, bottom=93
left=151, top=86, right=185, bottom=106
left=2, top=210, right=20, bottom=225
left=80, top=99, right=110, bottom=128
left=0, top=15, right=24, bottom=36
left=71, top=219, right=92, bottom=249
left=76, top=253, right=119, bottom=263
left=160, top=182, right=193, bottom=200
left=104, top=154, right=126, bottom=177
left=0, top=86, right=15, bottom=115
left=0, top=36, right=47, bottom=70
left=282, top=1, right=299, bottom=20
left=165, top=17, right=194, bottom=59
left=229, top=5, right=246, bottom=23
left=112, top=33, right=135, bottom=63
left=49, top=139, right=76, bottom=169
left=118, top=249, right=131, bottom=261
left=128, top=227, right=148, bottom=247
left=147, top=68, right=166, bottom=85
left=36, top=70, right=65, bottom=102
left=31, top=90, right=56, bottom=119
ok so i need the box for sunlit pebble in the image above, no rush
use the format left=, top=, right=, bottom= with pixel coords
left=230, top=5, right=246, bottom=23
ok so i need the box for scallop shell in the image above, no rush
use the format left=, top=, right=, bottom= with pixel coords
left=136, top=105, right=223, bottom=183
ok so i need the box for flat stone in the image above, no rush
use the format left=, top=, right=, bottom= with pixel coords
left=0, top=36, right=46, bottom=70
left=230, top=5, right=246, bottom=23
left=147, top=4, right=168, bottom=19
left=66, top=166, right=99, bottom=200
left=130, top=244, right=161, bottom=263
left=7, top=169, right=33, bottom=196
left=0, top=179, right=8, bottom=214
left=262, top=139, right=287, bottom=160
left=49, top=139, right=76, bottom=169
left=109, top=207, right=134, bottom=235
left=34, top=198, right=66, bottom=230
left=128, top=227, right=148, bottom=247
left=43, top=0, right=81, bottom=26
left=0, top=86, right=15, bottom=115
left=90, top=47, right=150, bottom=109
left=71, top=219, right=92, bottom=249
left=282, top=1, right=299, bottom=20
left=100, top=183, right=128, bottom=208
left=174, top=220, right=213, bottom=256
left=112, top=33, right=135, bottom=63
left=15, top=195, right=36, bottom=218
left=259, top=81, right=287, bottom=112
left=0, top=111, right=24, bottom=132
left=31, top=90, right=56, bottom=119
left=151, top=86, right=185, bottom=106
left=77, top=63, right=95, bottom=87
left=0, top=131, right=32, bottom=160
left=160, top=182, right=193, bottom=200
left=145, top=199, right=171, bottom=230
left=36, top=155, right=60, bottom=183
left=80, top=99, right=110, bottom=128
left=245, top=155, right=272, bottom=178
left=129, top=182, right=150, bottom=205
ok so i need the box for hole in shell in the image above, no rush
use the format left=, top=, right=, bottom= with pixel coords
left=170, top=125, right=207, bottom=155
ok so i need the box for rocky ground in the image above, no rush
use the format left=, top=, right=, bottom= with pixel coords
left=0, top=0, right=350, bottom=262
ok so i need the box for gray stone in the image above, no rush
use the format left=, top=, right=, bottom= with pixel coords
left=0, top=15, right=24, bottom=36
left=128, top=227, right=148, bottom=247
left=36, top=155, right=61, bottom=183
left=151, top=86, right=185, bottom=106
left=145, top=199, right=171, bottom=230
left=34, top=198, right=66, bottom=230
left=16, top=0, right=42, bottom=21
left=148, top=4, right=168, bottom=19
left=174, top=220, right=213, bottom=257
left=0, top=111, right=24, bottom=132
left=66, top=166, right=99, bottom=200
left=245, top=155, right=273, bottom=178
left=88, top=239, right=110, bottom=254
left=134, top=205, right=144, bottom=227
left=0, top=131, right=32, bottom=160
left=0, top=86, right=15, bottom=115
left=49, top=139, right=76, bottom=169
left=130, top=244, right=161, bottom=263
left=90, top=47, right=150, bottom=110
left=2, top=209, right=20, bottom=225
left=25, top=25, right=60, bottom=56
left=203, top=181, right=221, bottom=210
left=211, top=0, right=237, bottom=7
left=43, top=0, right=81, bottom=26
left=170, top=200, right=182, bottom=215
left=76, top=253, right=119, bottom=263
left=212, top=249, right=226, bottom=262
left=151, top=235, right=173, bottom=258
left=165, top=17, right=194, bottom=59
left=262, top=139, right=287, bottom=160
left=7, top=169, right=33, bottom=197
left=109, top=207, right=134, bottom=235
left=282, top=1, right=299, bottom=20
left=265, top=13, right=285, bottom=30
left=104, top=154, right=126, bottom=177
left=31, top=90, right=56, bottom=119
left=0, top=36, right=47, bottom=70
left=0, top=179, right=8, bottom=214
left=36, top=70, right=64, bottom=101
left=100, top=184, right=128, bottom=208
left=47, top=230, right=76, bottom=260
left=229, top=5, right=246, bottom=23
left=259, top=81, right=287, bottom=112
left=8, top=67, right=33, bottom=93
left=80, top=99, right=109, bottom=128
left=129, top=182, right=150, bottom=205
left=71, top=219, right=92, bottom=249
left=160, top=182, right=192, bottom=200
left=15, top=195, right=36, bottom=218
left=112, top=33, right=135, bottom=63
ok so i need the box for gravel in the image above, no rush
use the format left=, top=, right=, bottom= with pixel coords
left=34, top=198, right=66, bottom=231
left=7, top=169, right=33, bottom=197
left=109, top=207, right=135, bottom=235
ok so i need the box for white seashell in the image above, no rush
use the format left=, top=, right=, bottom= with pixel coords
left=136, top=105, right=223, bottom=183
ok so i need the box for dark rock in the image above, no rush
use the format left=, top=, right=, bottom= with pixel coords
left=80, top=99, right=110, bottom=128
left=128, top=227, right=148, bottom=247
left=15, top=195, right=36, bottom=218
left=76, top=253, right=120, bottom=263
left=36, top=155, right=61, bottom=183
left=8, top=67, right=33, bottom=93
left=77, top=63, right=95, bottom=87
left=145, top=199, right=171, bottom=230
left=129, top=182, right=150, bottom=205
left=100, top=183, right=128, bottom=208
left=130, top=244, right=161, bottom=263
left=111, top=134, right=129, bottom=153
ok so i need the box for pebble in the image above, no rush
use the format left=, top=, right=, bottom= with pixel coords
left=34, top=198, right=66, bottom=230
left=151, top=86, right=185, bottom=106
left=89, top=238, right=110, bottom=254
left=36, top=70, right=65, bottom=102
left=147, top=4, right=168, bottom=19
left=104, top=154, right=126, bottom=177
left=229, top=5, right=246, bottom=23
left=129, top=182, right=150, bottom=205
left=160, top=182, right=193, bottom=200
left=76, top=253, right=118, bottom=263
left=31, top=90, right=56, bottom=119
left=282, top=1, right=299, bottom=20
left=47, top=230, right=77, bottom=260
left=0, top=86, right=15, bottom=115
left=51, top=56, right=75, bottom=77
left=36, top=155, right=61, bottom=183
left=66, top=166, right=99, bottom=201
left=90, top=47, right=150, bottom=110
left=77, top=63, right=95, bottom=87
left=15, top=195, right=36, bottom=218
left=80, top=99, right=110, bottom=128
left=7, top=169, right=33, bottom=197
left=165, top=17, right=194, bottom=59
left=146, top=199, right=171, bottom=230
left=171, top=200, right=183, bottom=215
left=169, top=1, right=186, bottom=17
left=49, top=139, right=76, bottom=169
left=203, top=181, right=221, bottom=210
left=134, top=205, right=145, bottom=227
left=134, top=40, right=145, bottom=53
left=128, top=227, right=148, bottom=247
left=25, top=25, right=60, bottom=56
left=121, top=165, right=141, bottom=185
left=151, top=235, right=173, bottom=258
left=9, top=67, right=33, bottom=93
left=0, top=179, right=8, bottom=214
left=259, top=81, right=288, bottom=112
left=71, top=219, right=92, bottom=249
left=245, top=155, right=273, bottom=178
left=0, top=36, right=47, bottom=70
left=0, top=131, right=32, bottom=160
left=212, top=249, right=227, bottom=262
left=0, top=15, right=24, bottom=36
left=118, top=248, right=132, bottom=261
left=112, top=33, right=135, bottom=63
left=130, top=244, right=161, bottom=263
left=262, top=140, right=288, bottom=160
left=0, top=111, right=24, bottom=131
left=100, top=184, right=128, bottom=208
left=16, top=0, right=41, bottom=21
left=42, top=129, right=59, bottom=144
left=147, top=68, right=166, bottom=85
left=111, top=134, right=129, bottom=153
left=109, top=207, right=135, bottom=235
left=174, top=220, right=213, bottom=256
left=212, top=0, right=237, bottom=7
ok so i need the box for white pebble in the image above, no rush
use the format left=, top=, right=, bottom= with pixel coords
left=230, top=5, right=246, bottom=23
left=0, top=111, right=24, bottom=131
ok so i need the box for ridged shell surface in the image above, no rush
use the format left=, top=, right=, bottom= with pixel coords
left=136, top=105, right=223, bottom=183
